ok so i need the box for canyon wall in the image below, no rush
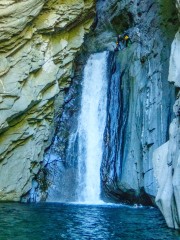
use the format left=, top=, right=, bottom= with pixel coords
left=152, top=3, right=180, bottom=229
left=47, top=0, right=179, bottom=228
left=0, top=0, right=95, bottom=201
left=90, top=0, right=177, bottom=203
left=91, top=0, right=180, bottom=228
left=0, top=0, right=179, bottom=230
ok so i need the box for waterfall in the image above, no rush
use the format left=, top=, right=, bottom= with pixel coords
left=76, top=52, right=108, bottom=203
left=44, top=51, right=108, bottom=203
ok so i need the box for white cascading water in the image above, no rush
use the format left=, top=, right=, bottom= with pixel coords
left=76, top=51, right=108, bottom=203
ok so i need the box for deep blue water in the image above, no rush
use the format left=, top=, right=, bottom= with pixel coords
left=0, top=203, right=179, bottom=240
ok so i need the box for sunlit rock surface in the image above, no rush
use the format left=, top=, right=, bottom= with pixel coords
left=153, top=28, right=180, bottom=229
left=0, top=0, right=95, bottom=201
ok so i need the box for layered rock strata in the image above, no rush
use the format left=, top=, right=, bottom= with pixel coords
left=0, top=0, right=95, bottom=201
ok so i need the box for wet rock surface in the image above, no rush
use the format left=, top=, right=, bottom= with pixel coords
left=41, top=54, right=86, bottom=202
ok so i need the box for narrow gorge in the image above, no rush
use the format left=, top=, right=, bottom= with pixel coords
left=0, top=0, right=180, bottom=233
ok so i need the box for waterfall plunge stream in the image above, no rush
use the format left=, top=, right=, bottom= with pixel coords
left=75, top=52, right=108, bottom=203
left=45, top=52, right=108, bottom=203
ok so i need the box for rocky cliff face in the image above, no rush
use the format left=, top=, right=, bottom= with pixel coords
left=93, top=0, right=180, bottom=228
left=91, top=0, right=178, bottom=203
left=152, top=4, right=180, bottom=229
left=0, top=0, right=95, bottom=201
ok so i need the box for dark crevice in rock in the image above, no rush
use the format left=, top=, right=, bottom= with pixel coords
left=110, top=11, right=134, bottom=33
left=101, top=185, right=153, bottom=206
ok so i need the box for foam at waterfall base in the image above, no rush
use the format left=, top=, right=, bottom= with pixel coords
left=55, top=201, right=150, bottom=209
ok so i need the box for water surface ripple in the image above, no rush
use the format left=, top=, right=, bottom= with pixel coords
left=0, top=203, right=179, bottom=240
